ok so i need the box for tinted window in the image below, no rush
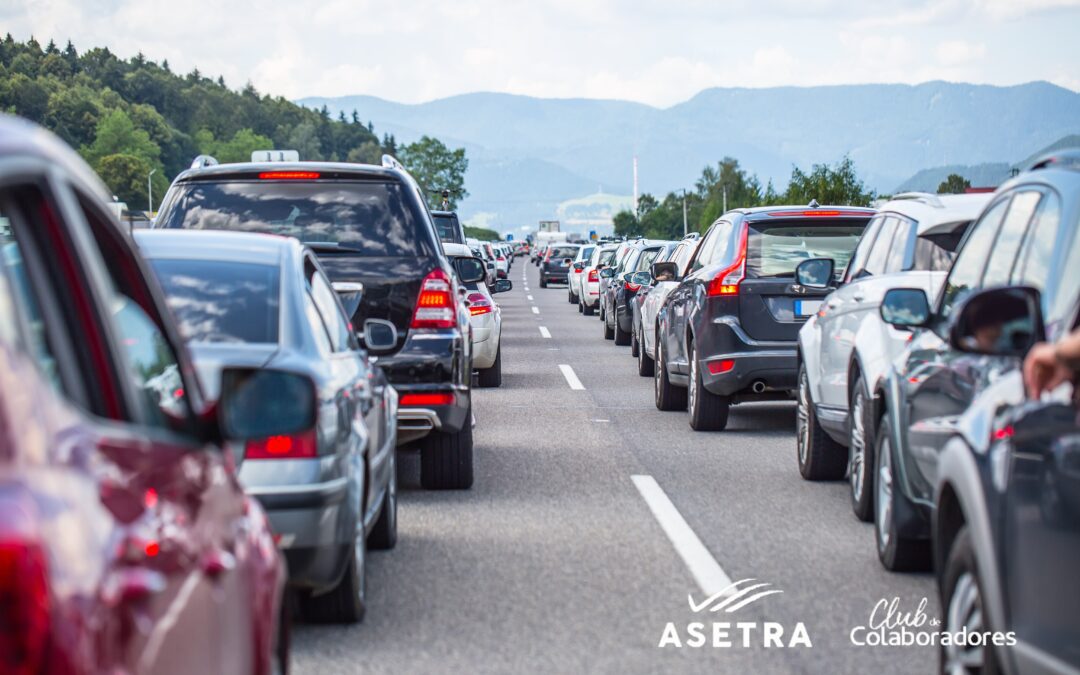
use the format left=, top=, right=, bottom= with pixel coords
left=303, top=293, right=333, bottom=358
left=550, top=246, right=579, bottom=259
left=578, top=246, right=596, bottom=261
left=598, top=248, right=617, bottom=266
left=706, top=223, right=735, bottom=267
left=911, top=223, right=970, bottom=272
left=746, top=221, right=867, bottom=278
left=150, top=259, right=280, bottom=344
left=863, top=217, right=898, bottom=277
left=844, top=215, right=885, bottom=282
left=309, top=269, right=352, bottom=352
left=433, top=214, right=463, bottom=244
left=939, top=197, right=1009, bottom=318
left=158, top=181, right=427, bottom=256
left=691, top=226, right=723, bottom=273
left=884, top=218, right=914, bottom=273
left=1049, top=201, right=1080, bottom=331
left=983, top=191, right=1042, bottom=286
left=1015, top=192, right=1060, bottom=296
left=636, top=247, right=663, bottom=271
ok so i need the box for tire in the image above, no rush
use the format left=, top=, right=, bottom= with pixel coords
left=420, top=413, right=474, bottom=490
left=578, top=301, right=583, bottom=314
left=848, top=373, right=875, bottom=522
left=613, top=310, right=630, bottom=345
left=637, top=326, right=654, bottom=377
left=477, top=346, right=502, bottom=388
left=367, top=452, right=397, bottom=550
left=654, top=334, right=687, bottom=411
left=603, top=310, right=615, bottom=340
left=300, top=534, right=366, bottom=624
left=630, top=323, right=640, bottom=357
left=687, top=343, right=730, bottom=431
left=939, top=527, right=999, bottom=675
left=273, top=590, right=293, bottom=675
left=874, top=418, right=931, bottom=571
left=568, top=289, right=578, bottom=304
left=539, top=277, right=547, bottom=288
left=796, top=364, right=847, bottom=480
left=583, top=301, right=594, bottom=316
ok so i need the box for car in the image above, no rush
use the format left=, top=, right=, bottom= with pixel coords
left=580, top=243, right=619, bottom=316
left=533, top=244, right=549, bottom=266
left=654, top=203, right=874, bottom=430
left=795, top=192, right=989, bottom=521
left=135, top=229, right=400, bottom=624
left=633, top=236, right=700, bottom=376
left=538, top=243, right=582, bottom=288
left=467, top=236, right=498, bottom=286
left=154, top=154, right=486, bottom=490
left=628, top=240, right=681, bottom=354
left=432, top=210, right=467, bottom=246
left=0, top=115, right=289, bottom=673
left=493, top=244, right=510, bottom=279
left=600, top=239, right=669, bottom=345
left=873, top=153, right=1079, bottom=571
left=445, top=242, right=513, bottom=387
left=568, top=243, right=597, bottom=307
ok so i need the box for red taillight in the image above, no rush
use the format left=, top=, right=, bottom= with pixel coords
left=497, top=256, right=505, bottom=262
left=258, top=171, right=320, bottom=180
left=574, top=267, right=584, bottom=273
left=707, top=226, right=748, bottom=297
left=400, top=392, right=455, bottom=406
left=467, top=292, right=493, bottom=316
left=244, top=429, right=317, bottom=460
left=0, top=540, right=50, bottom=675
left=625, top=281, right=641, bottom=292
left=765, top=210, right=868, bottom=218
left=588, top=269, right=599, bottom=282
left=993, top=425, right=1014, bottom=441
left=707, top=359, right=736, bottom=375
left=411, top=268, right=457, bottom=329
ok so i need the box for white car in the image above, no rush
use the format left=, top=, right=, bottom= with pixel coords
left=795, top=192, right=992, bottom=521
left=568, top=243, right=597, bottom=307
left=493, top=244, right=509, bottom=278
left=634, top=236, right=699, bottom=376
left=580, top=243, right=619, bottom=315
left=445, top=243, right=510, bottom=387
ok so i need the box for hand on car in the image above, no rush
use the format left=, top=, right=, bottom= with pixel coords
left=1024, top=332, right=1080, bottom=399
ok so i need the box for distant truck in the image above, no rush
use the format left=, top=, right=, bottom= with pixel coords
left=535, top=231, right=568, bottom=247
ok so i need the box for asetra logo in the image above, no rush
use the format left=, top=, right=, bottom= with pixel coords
left=658, top=579, right=812, bottom=649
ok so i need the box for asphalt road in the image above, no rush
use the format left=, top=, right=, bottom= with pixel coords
left=292, top=259, right=939, bottom=674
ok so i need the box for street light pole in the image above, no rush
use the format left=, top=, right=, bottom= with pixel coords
left=682, top=189, right=688, bottom=236
left=147, top=169, right=157, bottom=213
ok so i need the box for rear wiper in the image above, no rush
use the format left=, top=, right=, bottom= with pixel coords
left=303, top=241, right=366, bottom=253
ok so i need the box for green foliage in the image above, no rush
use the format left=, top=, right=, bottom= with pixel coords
left=937, top=173, right=971, bottom=194
left=464, top=226, right=500, bottom=241
left=196, top=127, right=275, bottom=163
left=81, top=108, right=160, bottom=165
left=783, top=157, right=874, bottom=207
left=612, top=210, right=641, bottom=238
left=95, top=154, right=166, bottom=207
left=399, top=135, right=469, bottom=210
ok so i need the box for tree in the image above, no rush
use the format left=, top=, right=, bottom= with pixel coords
left=463, top=226, right=500, bottom=240
left=937, top=173, right=971, bottom=194
left=81, top=108, right=160, bottom=166
left=613, top=210, right=642, bottom=238
left=399, top=136, right=469, bottom=209
left=95, top=153, right=152, bottom=205
left=346, top=141, right=382, bottom=165
left=214, top=128, right=273, bottom=163
left=783, top=156, right=874, bottom=206
left=286, top=121, right=323, bottom=160
left=635, top=193, right=659, bottom=218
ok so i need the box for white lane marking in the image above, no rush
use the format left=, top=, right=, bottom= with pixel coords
left=631, top=474, right=733, bottom=598
left=531, top=306, right=540, bottom=314
left=558, top=364, right=585, bottom=390
left=539, top=326, right=551, bottom=338
left=527, top=294, right=534, bottom=301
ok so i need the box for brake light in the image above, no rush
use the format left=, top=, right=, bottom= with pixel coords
left=625, top=281, right=641, bottom=292
left=707, top=226, right=748, bottom=297
left=765, top=210, right=868, bottom=218
left=245, top=429, right=318, bottom=460
left=574, top=267, right=584, bottom=274
left=258, top=171, right=321, bottom=180
left=400, top=392, right=455, bottom=406
left=467, top=292, right=493, bottom=316
left=707, top=359, right=736, bottom=375
left=0, top=540, right=50, bottom=675
left=497, top=256, right=505, bottom=262
left=588, top=269, right=599, bottom=282
left=411, top=268, right=457, bottom=329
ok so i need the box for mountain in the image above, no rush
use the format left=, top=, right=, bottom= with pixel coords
left=300, top=82, right=1080, bottom=233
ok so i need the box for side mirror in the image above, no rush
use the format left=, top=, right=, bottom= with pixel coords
left=651, top=261, right=679, bottom=282
left=492, top=279, right=513, bottom=294
left=454, top=256, right=487, bottom=284
left=795, top=258, right=834, bottom=289
left=332, top=281, right=364, bottom=319
left=880, top=288, right=932, bottom=329
left=949, top=286, right=1044, bottom=357
left=600, top=268, right=615, bottom=279
left=631, top=271, right=653, bottom=287
left=563, top=257, right=573, bottom=265
left=573, top=262, right=585, bottom=271
left=219, top=368, right=316, bottom=443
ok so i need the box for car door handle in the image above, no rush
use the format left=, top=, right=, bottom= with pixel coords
left=201, top=550, right=236, bottom=579
left=827, top=299, right=840, bottom=309
left=852, top=293, right=865, bottom=302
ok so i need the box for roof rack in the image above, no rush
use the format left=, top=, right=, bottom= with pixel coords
left=190, top=154, right=218, bottom=170
left=381, top=154, right=406, bottom=171
left=891, top=192, right=945, bottom=208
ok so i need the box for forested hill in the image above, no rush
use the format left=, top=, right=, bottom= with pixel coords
left=0, top=35, right=397, bottom=208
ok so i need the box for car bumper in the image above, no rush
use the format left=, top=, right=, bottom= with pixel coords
left=542, top=268, right=570, bottom=283
left=695, top=319, right=798, bottom=397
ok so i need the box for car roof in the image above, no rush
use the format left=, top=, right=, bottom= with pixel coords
left=875, top=193, right=992, bottom=235
left=172, top=160, right=405, bottom=184
left=0, top=114, right=112, bottom=204
left=731, top=204, right=877, bottom=219
left=134, top=229, right=297, bottom=266
left=442, top=242, right=473, bottom=257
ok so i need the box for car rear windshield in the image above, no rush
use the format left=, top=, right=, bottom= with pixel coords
left=550, top=246, right=579, bottom=259
left=158, top=180, right=426, bottom=256
left=149, top=258, right=280, bottom=344
left=747, top=221, right=867, bottom=278
left=433, top=214, right=464, bottom=245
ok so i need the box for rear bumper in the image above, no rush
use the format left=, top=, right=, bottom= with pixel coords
left=542, top=267, right=570, bottom=283
left=696, top=318, right=798, bottom=397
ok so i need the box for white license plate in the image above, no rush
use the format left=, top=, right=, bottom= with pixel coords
left=795, top=300, right=822, bottom=317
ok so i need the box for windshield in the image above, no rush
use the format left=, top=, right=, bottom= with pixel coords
left=157, top=180, right=427, bottom=256
left=747, top=221, right=867, bottom=278
left=149, top=258, right=280, bottom=344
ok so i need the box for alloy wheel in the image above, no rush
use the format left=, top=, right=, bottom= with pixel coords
left=796, top=370, right=810, bottom=466
left=849, top=387, right=867, bottom=502
left=943, top=572, right=985, bottom=673
left=876, top=435, right=894, bottom=550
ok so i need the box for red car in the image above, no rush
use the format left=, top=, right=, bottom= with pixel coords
left=0, top=116, right=293, bottom=673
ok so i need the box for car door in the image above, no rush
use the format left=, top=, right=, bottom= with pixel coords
left=667, top=222, right=730, bottom=370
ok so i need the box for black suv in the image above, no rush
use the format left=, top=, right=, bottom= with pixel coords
left=154, top=156, right=481, bottom=489
left=539, top=243, right=581, bottom=287
left=432, top=210, right=466, bottom=246
left=653, top=205, right=874, bottom=430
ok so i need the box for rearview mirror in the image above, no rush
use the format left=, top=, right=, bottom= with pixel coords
left=219, top=368, right=316, bottom=442
left=651, top=261, right=679, bottom=282
left=492, top=279, right=513, bottom=294
left=454, top=256, right=487, bottom=284
left=880, top=288, right=931, bottom=329
left=795, top=258, right=834, bottom=289
left=600, top=268, right=615, bottom=279
left=332, top=281, right=364, bottom=319
left=949, top=286, right=1044, bottom=357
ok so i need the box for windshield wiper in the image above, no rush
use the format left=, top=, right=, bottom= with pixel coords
left=303, top=241, right=366, bottom=253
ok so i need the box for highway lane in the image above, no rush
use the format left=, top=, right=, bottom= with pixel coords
left=292, top=259, right=938, bottom=674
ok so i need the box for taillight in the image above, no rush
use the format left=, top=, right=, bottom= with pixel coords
left=411, top=268, right=457, bottom=329
left=573, top=267, right=584, bottom=274
left=625, top=281, right=641, bottom=292
left=258, top=171, right=320, bottom=180
left=707, top=227, right=748, bottom=297
left=497, top=256, right=505, bottom=262
left=244, top=429, right=317, bottom=460
left=707, top=359, right=735, bottom=375
left=588, top=269, right=599, bottom=282
left=0, top=540, right=50, bottom=675
left=467, top=292, right=493, bottom=316
left=400, top=392, right=455, bottom=406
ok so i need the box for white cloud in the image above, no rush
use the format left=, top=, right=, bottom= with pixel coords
left=935, top=40, right=987, bottom=67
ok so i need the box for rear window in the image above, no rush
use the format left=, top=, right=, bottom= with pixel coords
left=149, top=258, right=280, bottom=344
left=433, top=214, right=464, bottom=245
left=158, top=181, right=426, bottom=256
left=550, top=246, right=579, bottom=259
left=747, top=221, right=867, bottom=278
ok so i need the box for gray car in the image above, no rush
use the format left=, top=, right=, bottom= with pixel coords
left=134, top=229, right=398, bottom=625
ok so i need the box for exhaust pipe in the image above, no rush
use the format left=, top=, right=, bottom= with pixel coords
left=751, top=380, right=767, bottom=394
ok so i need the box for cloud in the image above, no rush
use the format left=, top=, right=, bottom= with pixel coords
left=935, top=40, right=987, bottom=67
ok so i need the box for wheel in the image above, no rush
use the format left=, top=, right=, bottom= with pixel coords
left=613, top=311, right=630, bottom=345
left=568, top=289, right=578, bottom=304
left=300, top=533, right=367, bottom=624
left=477, top=346, right=502, bottom=388
left=848, top=373, right=875, bottom=522
left=583, top=301, right=594, bottom=316
left=578, top=301, right=583, bottom=314
left=796, top=364, right=847, bottom=480
left=687, top=343, right=730, bottom=431
left=603, top=311, right=615, bottom=340
left=539, top=277, right=547, bottom=288
left=420, top=412, right=474, bottom=490
left=637, top=326, right=654, bottom=377
left=939, top=527, right=999, bottom=674
left=272, top=590, right=293, bottom=675
left=367, top=452, right=397, bottom=550
left=654, top=334, right=687, bottom=411
left=630, top=323, right=640, bottom=357
left=874, top=418, right=931, bottom=571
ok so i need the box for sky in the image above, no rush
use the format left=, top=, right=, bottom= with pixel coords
left=2, top=0, right=1079, bottom=106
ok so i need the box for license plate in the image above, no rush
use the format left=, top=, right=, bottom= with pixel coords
left=795, top=300, right=822, bottom=317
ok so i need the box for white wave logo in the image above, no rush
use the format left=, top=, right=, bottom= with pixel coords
left=687, top=578, right=784, bottom=614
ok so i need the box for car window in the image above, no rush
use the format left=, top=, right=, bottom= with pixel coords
left=911, top=223, right=970, bottom=272
left=691, top=226, right=722, bottom=273
left=637, top=247, right=663, bottom=271
left=843, top=214, right=884, bottom=283
left=1049, top=203, right=1080, bottom=334
left=706, top=222, right=735, bottom=267
left=676, top=242, right=696, bottom=274
left=432, top=214, right=463, bottom=244
left=599, top=248, right=616, bottom=266
left=309, top=267, right=353, bottom=352
left=550, top=246, right=579, bottom=259
left=303, top=292, right=333, bottom=358
left=746, top=221, right=867, bottom=279
left=862, top=216, right=898, bottom=277
left=982, top=190, right=1042, bottom=287
left=938, top=197, right=1010, bottom=319
left=884, top=217, right=915, bottom=273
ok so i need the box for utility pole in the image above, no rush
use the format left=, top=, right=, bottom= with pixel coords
left=722, top=185, right=727, bottom=214
left=632, top=155, right=639, bottom=216
left=682, top=190, right=688, bottom=236
left=147, top=169, right=156, bottom=213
